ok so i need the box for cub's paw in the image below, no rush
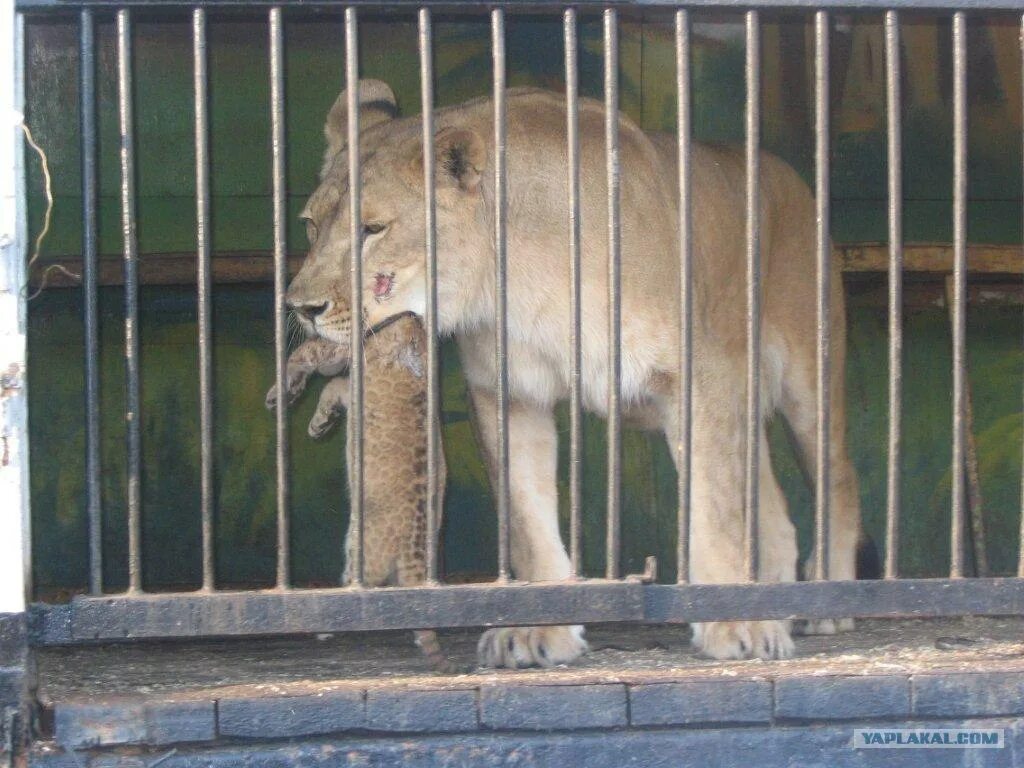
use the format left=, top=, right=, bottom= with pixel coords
left=798, top=618, right=855, bottom=636
left=264, top=369, right=310, bottom=411
left=307, top=378, right=348, bottom=439
left=692, top=620, right=794, bottom=660
left=477, top=625, right=587, bottom=669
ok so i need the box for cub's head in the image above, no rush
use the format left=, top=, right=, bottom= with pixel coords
left=286, top=79, right=489, bottom=345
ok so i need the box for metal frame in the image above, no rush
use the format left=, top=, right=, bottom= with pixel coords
left=10, top=1, right=1024, bottom=647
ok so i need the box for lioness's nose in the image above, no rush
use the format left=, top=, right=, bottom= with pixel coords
left=292, top=301, right=330, bottom=324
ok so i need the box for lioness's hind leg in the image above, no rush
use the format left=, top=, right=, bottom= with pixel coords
left=779, top=328, right=861, bottom=635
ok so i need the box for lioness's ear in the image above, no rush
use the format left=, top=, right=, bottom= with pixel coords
left=322, top=79, right=397, bottom=172
left=435, top=127, right=486, bottom=193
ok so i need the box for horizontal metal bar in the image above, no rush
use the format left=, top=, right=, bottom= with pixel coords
left=644, top=578, right=1024, bottom=624
left=16, top=0, right=1024, bottom=10
left=48, top=582, right=647, bottom=642
left=27, top=577, right=1024, bottom=645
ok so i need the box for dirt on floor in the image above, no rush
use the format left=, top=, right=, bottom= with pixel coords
left=34, top=617, right=1024, bottom=704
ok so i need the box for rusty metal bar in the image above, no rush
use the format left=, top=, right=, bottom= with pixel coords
left=565, top=7, right=583, bottom=578
left=885, top=9, right=903, bottom=580
left=604, top=7, right=621, bottom=581
left=346, top=6, right=365, bottom=588
left=419, top=7, right=440, bottom=585
left=269, top=6, right=289, bottom=589
left=194, top=6, right=215, bottom=592
left=950, top=11, right=967, bottom=579
left=675, top=8, right=692, bottom=584
left=813, top=10, right=830, bottom=581
left=80, top=8, right=102, bottom=596
left=117, top=8, right=143, bottom=594
left=492, top=7, right=511, bottom=582
left=743, top=9, right=761, bottom=582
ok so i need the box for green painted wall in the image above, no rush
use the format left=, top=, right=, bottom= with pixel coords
left=22, top=12, right=1024, bottom=594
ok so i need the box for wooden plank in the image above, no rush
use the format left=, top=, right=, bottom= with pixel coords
left=839, top=242, right=1023, bottom=275
left=28, top=243, right=1023, bottom=291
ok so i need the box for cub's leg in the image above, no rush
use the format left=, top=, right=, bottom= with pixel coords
left=265, top=337, right=350, bottom=410
left=308, top=376, right=349, bottom=438
left=463, top=381, right=586, bottom=669
left=662, top=360, right=796, bottom=660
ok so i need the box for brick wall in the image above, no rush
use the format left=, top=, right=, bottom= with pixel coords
left=31, top=668, right=1024, bottom=767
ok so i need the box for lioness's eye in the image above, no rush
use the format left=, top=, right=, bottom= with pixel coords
left=363, top=223, right=386, bottom=236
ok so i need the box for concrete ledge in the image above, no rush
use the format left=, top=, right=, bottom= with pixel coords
left=218, top=692, right=365, bottom=739
left=365, top=688, right=478, bottom=733
left=55, top=701, right=214, bottom=749
left=775, top=675, right=910, bottom=721
left=44, top=668, right=1024, bottom=752
left=913, top=672, right=1024, bottom=718
left=479, top=683, right=627, bottom=731
left=630, top=681, right=772, bottom=726
left=29, top=718, right=1024, bottom=768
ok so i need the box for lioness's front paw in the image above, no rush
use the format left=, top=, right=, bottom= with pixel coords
left=692, top=620, right=794, bottom=660
left=477, top=625, right=587, bottom=669
left=799, top=617, right=855, bottom=636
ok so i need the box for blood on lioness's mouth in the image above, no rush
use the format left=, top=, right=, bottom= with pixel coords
left=372, top=272, right=396, bottom=302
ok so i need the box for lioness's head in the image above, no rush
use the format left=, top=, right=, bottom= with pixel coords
left=286, top=79, right=490, bottom=344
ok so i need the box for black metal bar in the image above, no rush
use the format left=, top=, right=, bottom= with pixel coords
left=269, top=6, right=289, bottom=589
left=419, top=7, right=440, bottom=585
left=885, top=9, right=903, bottom=580
left=604, top=6, right=621, bottom=581
left=34, top=577, right=1024, bottom=644
left=813, top=10, right=830, bottom=581
left=565, top=6, right=583, bottom=578
left=675, top=7, right=691, bottom=585
left=743, top=9, right=760, bottom=583
left=117, top=8, right=143, bottom=595
left=492, top=7, right=511, bottom=583
left=1020, top=11, right=1024, bottom=581
left=950, top=11, right=967, bottom=579
left=345, top=6, right=365, bottom=588
left=18, top=0, right=1024, bottom=10
left=80, top=7, right=102, bottom=597
left=194, top=6, right=215, bottom=592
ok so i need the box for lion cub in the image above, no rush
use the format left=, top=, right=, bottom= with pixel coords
left=266, top=315, right=450, bottom=671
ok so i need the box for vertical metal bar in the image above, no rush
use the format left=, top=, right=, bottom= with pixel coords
left=813, top=11, right=831, bottom=582
left=269, top=7, right=289, bottom=589
left=604, top=8, right=621, bottom=581
left=675, top=9, right=692, bottom=585
left=346, top=6, right=365, bottom=588
left=419, top=8, right=439, bottom=585
left=1019, top=12, right=1024, bottom=581
left=117, top=9, right=142, bottom=594
left=194, top=7, right=215, bottom=592
left=565, top=8, right=583, bottom=578
left=743, top=10, right=761, bottom=583
left=950, top=11, right=967, bottom=579
left=884, top=10, right=903, bottom=580
left=492, top=8, right=511, bottom=583
left=80, top=8, right=102, bottom=596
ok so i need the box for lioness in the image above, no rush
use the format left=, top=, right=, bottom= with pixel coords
left=287, top=80, right=862, bottom=666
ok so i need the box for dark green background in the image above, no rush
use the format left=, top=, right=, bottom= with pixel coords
left=22, top=12, right=1024, bottom=594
